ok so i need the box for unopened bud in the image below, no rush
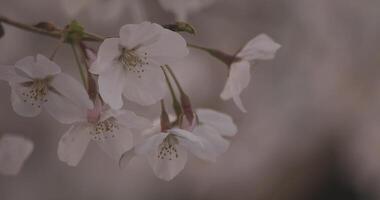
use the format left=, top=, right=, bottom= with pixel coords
left=34, top=22, right=58, bottom=32
left=64, top=20, right=84, bottom=43
left=163, top=22, right=196, bottom=35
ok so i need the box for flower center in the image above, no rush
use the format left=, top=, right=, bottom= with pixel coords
left=157, top=134, right=179, bottom=160
left=90, top=117, right=119, bottom=141
left=20, top=79, right=50, bottom=108
left=118, top=47, right=148, bottom=78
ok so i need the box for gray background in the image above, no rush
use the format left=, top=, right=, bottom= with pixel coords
left=0, top=0, right=380, bottom=199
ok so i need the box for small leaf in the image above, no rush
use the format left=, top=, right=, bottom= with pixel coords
left=0, top=23, right=4, bottom=38
left=163, top=22, right=196, bottom=35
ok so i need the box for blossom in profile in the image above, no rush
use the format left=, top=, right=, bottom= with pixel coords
left=58, top=101, right=152, bottom=166
left=0, top=54, right=93, bottom=123
left=134, top=108, right=237, bottom=181
left=220, top=34, right=281, bottom=112
left=0, top=134, right=34, bottom=175
left=90, top=22, right=189, bottom=109
left=158, top=0, right=217, bottom=21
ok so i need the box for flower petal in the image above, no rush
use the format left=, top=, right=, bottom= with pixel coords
left=147, top=144, right=188, bottom=181
left=119, top=22, right=163, bottom=49
left=135, top=132, right=168, bottom=155
left=15, top=55, right=61, bottom=79
left=0, top=134, right=33, bottom=175
left=97, top=126, right=134, bottom=161
left=237, top=34, right=281, bottom=61
left=103, top=109, right=152, bottom=131
left=50, top=73, right=93, bottom=109
left=0, top=65, right=30, bottom=83
left=196, top=108, right=237, bottom=137
left=58, top=124, right=91, bottom=166
left=220, top=61, right=250, bottom=112
left=44, top=91, right=88, bottom=124
left=191, top=125, right=230, bottom=162
left=140, top=28, right=189, bottom=64
left=123, top=66, right=166, bottom=105
left=98, top=66, right=126, bottom=109
left=90, top=38, right=120, bottom=74
left=10, top=84, right=42, bottom=117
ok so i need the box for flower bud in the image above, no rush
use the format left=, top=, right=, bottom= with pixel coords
left=163, top=22, right=196, bottom=35
left=34, top=22, right=58, bottom=32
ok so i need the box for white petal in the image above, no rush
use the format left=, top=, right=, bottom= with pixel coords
left=98, top=66, right=126, bottom=109
left=10, top=84, right=41, bottom=117
left=196, top=108, right=237, bottom=137
left=119, top=148, right=136, bottom=169
left=50, top=73, right=93, bottom=109
left=90, top=38, right=120, bottom=74
left=220, top=61, right=250, bottom=112
left=191, top=125, right=230, bottom=162
left=106, top=109, right=152, bottom=131
left=97, top=126, right=134, bottom=161
left=44, top=91, right=87, bottom=124
left=233, top=95, right=247, bottom=113
left=135, top=132, right=168, bottom=155
left=15, top=55, right=61, bottom=79
left=237, top=34, right=281, bottom=61
left=0, top=134, right=33, bottom=175
left=0, top=65, right=30, bottom=83
left=140, top=28, right=189, bottom=64
left=58, top=124, right=91, bottom=166
left=119, top=22, right=163, bottom=49
left=123, top=66, right=166, bottom=105
left=148, top=144, right=188, bottom=181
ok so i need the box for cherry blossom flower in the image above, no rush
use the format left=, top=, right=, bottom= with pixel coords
left=134, top=108, right=236, bottom=181
left=135, top=127, right=204, bottom=181
left=158, top=0, right=217, bottom=21
left=190, top=108, right=237, bottom=162
left=58, top=102, right=152, bottom=166
left=90, top=22, right=189, bottom=109
left=220, top=34, right=281, bottom=112
left=0, top=134, right=34, bottom=175
left=0, top=54, right=93, bottom=123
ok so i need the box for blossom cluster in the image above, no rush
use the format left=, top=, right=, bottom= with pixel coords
left=0, top=19, right=280, bottom=180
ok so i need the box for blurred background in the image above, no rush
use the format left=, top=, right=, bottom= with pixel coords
left=1, top=0, right=380, bottom=199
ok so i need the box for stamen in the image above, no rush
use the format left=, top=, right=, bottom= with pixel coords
left=118, top=47, right=148, bottom=78
left=20, top=79, right=50, bottom=108
left=90, top=117, right=119, bottom=141
left=157, top=134, right=179, bottom=160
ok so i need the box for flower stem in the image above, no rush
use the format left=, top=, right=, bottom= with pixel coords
left=71, top=43, right=89, bottom=90
left=161, top=66, right=182, bottom=118
left=164, top=65, right=185, bottom=95
left=0, top=15, right=104, bottom=42
left=187, top=43, right=236, bottom=66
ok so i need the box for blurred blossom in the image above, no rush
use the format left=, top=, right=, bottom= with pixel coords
left=220, top=34, right=281, bottom=112
left=0, top=134, right=34, bottom=175
left=61, top=0, right=147, bottom=23
left=158, top=0, right=217, bottom=21
left=90, top=22, right=188, bottom=109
